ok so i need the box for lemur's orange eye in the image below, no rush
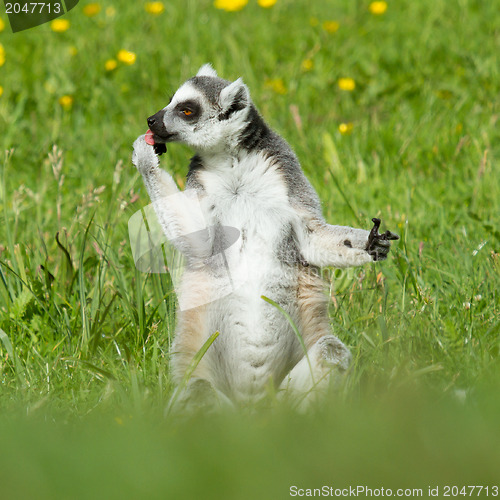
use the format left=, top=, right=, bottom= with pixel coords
left=182, top=109, right=192, bottom=116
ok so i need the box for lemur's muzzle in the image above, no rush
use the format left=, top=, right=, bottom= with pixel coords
left=147, top=110, right=168, bottom=140
left=146, top=109, right=173, bottom=155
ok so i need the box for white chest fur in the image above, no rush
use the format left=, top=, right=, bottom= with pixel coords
left=192, top=151, right=302, bottom=398
left=198, top=151, right=293, bottom=251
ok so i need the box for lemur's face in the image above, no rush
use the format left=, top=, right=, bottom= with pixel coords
left=147, top=64, right=251, bottom=153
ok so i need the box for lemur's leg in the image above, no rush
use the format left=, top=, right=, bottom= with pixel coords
left=167, top=270, right=233, bottom=413
left=132, top=136, right=208, bottom=257
left=279, top=334, right=351, bottom=409
left=295, top=266, right=332, bottom=349
left=168, top=303, right=230, bottom=414
left=298, top=217, right=399, bottom=268
left=169, top=327, right=233, bottom=415
left=278, top=267, right=351, bottom=409
left=170, top=270, right=213, bottom=383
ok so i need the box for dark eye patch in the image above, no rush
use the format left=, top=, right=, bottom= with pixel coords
left=175, top=100, right=201, bottom=121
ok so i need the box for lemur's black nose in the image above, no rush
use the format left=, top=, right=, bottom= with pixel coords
left=147, top=109, right=167, bottom=137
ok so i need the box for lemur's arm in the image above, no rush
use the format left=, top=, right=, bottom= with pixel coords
left=298, top=216, right=399, bottom=269
left=132, top=136, right=210, bottom=258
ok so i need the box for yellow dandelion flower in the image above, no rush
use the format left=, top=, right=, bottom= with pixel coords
left=322, top=20, right=340, bottom=33
left=105, top=59, right=117, bottom=71
left=83, top=3, right=101, bottom=16
left=68, top=46, right=78, bottom=56
left=117, top=50, right=136, bottom=65
left=0, top=17, right=5, bottom=32
left=0, top=44, right=5, bottom=67
left=0, top=86, right=3, bottom=98
left=214, top=0, right=248, bottom=12
left=59, top=95, right=73, bottom=110
left=301, top=59, right=314, bottom=72
left=369, top=1, right=387, bottom=15
left=338, top=122, right=354, bottom=135
left=50, top=19, right=70, bottom=32
left=258, top=0, right=277, bottom=8
left=338, top=77, right=356, bottom=91
left=106, top=6, right=116, bottom=17
left=265, top=78, right=287, bottom=95
left=145, top=2, right=165, bottom=14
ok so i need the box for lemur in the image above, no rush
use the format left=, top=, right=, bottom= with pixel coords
left=132, top=64, right=398, bottom=410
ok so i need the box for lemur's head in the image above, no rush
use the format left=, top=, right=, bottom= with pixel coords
left=146, top=64, right=251, bottom=153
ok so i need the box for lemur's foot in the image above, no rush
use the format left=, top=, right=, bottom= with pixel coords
left=366, top=218, right=399, bottom=261
left=132, top=134, right=159, bottom=174
left=317, top=335, right=352, bottom=372
left=278, top=335, right=352, bottom=411
left=167, top=378, right=233, bottom=415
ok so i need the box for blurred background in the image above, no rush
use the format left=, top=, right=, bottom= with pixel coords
left=0, top=0, right=499, bottom=497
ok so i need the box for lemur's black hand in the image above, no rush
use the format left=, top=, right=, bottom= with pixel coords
left=153, top=143, right=167, bottom=156
left=366, top=218, right=399, bottom=261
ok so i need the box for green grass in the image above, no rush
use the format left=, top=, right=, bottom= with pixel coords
left=0, top=0, right=499, bottom=496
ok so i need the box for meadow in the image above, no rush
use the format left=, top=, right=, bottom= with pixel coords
left=0, top=0, right=499, bottom=497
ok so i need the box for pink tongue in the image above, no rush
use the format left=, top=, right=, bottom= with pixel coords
left=145, top=129, right=155, bottom=145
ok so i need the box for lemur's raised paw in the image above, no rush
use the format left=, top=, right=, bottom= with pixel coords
left=132, top=134, right=160, bottom=174
left=365, top=218, right=399, bottom=261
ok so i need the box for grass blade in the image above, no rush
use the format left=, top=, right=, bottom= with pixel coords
left=0, top=328, right=14, bottom=359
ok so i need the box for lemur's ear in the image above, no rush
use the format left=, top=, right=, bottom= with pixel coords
left=196, top=63, right=218, bottom=78
left=218, top=78, right=250, bottom=117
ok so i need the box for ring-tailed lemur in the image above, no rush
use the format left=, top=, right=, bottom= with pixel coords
left=132, top=64, right=398, bottom=410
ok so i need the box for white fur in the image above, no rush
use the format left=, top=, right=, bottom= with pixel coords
left=168, top=81, right=199, bottom=109
left=196, top=63, right=218, bottom=78
left=219, top=78, right=249, bottom=108
left=299, top=223, right=373, bottom=268
left=132, top=65, right=396, bottom=410
left=132, top=142, right=354, bottom=405
left=191, top=152, right=302, bottom=400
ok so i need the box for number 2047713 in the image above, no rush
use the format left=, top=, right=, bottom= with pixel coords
left=443, top=486, right=499, bottom=497
left=5, top=3, right=62, bottom=14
